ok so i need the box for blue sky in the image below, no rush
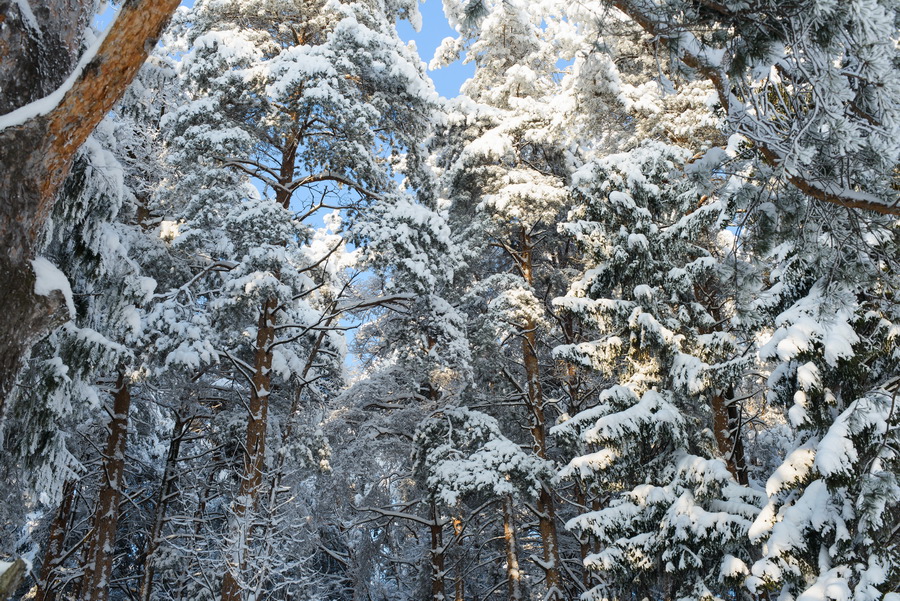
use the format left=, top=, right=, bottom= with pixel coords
left=397, top=1, right=474, bottom=98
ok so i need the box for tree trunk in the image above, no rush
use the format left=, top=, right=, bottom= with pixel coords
left=572, top=481, right=594, bottom=591
left=275, top=133, right=299, bottom=210
left=452, top=517, right=464, bottom=601
left=502, top=495, right=523, bottom=601
left=0, top=0, right=180, bottom=420
left=517, top=227, right=563, bottom=600
left=34, top=479, right=77, bottom=601
left=430, top=501, right=446, bottom=601
left=77, top=373, right=131, bottom=601
left=711, top=387, right=748, bottom=485
left=139, top=412, right=191, bottom=601
left=221, top=298, right=276, bottom=601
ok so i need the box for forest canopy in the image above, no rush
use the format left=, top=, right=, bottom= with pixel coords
left=0, top=1, right=898, bottom=601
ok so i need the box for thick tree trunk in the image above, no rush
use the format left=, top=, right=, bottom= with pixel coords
left=139, top=412, right=191, bottom=601
left=34, top=479, right=77, bottom=601
left=0, top=0, right=180, bottom=419
left=0, top=0, right=91, bottom=116
left=221, top=298, right=276, bottom=601
left=77, top=374, right=131, bottom=601
left=517, top=227, right=563, bottom=600
left=275, top=133, right=299, bottom=210
left=502, top=495, right=523, bottom=601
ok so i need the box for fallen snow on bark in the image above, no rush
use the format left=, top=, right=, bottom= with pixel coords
left=32, top=257, right=76, bottom=317
left=13, top=0, right=40, bottom=32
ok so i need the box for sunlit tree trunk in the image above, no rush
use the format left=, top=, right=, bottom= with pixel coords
left=502, top=495, right=523, bottom=601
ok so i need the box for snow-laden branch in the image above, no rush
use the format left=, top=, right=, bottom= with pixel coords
left=609, top=0, right=900, bottom=215
left=355, top=506, right=443, bottom=528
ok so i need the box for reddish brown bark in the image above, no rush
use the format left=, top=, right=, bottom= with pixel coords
left=221, top=298, right=276, bottom=601
left=77, top=374, right=131, bottom=601
left=275, top=132, right=299, bottom=210
left=34, top=479, right=77, bottom=601
left=517, top=227, right=563, bottom=601
left=0, top=0, right=180, bottom=419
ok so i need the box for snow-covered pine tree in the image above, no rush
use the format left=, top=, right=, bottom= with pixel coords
left=740, top=188, right=900, bottom=601
left=336, top=180, right=473, bottom=601
left=413, top=407, right=548, bottom=601
left=552, top=141, right=765, bottom=601
left=141, top=0, right=442, bottom=597
left=429, top=1, right=592, bottom=595
left=601, top=0, right=900, bottom=215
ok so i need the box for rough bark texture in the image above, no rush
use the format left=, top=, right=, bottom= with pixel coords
left=221, top=298, right=276, bottom=601
left=0, top=0, right=181, bottom=419
left=518, top=227, right=563, bottom=600
left=0, top=0, right=91, bottom=115
left=78, top=374, right=131, bottom=601
left=34, top=479, right=77, bottom=601
left=0, top=558, right=27, bottom=600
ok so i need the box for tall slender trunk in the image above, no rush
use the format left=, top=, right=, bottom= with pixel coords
left=430, top=501, right=446, bottom=601
left=34, top=479, right=77, bottom=601
left=221, top=297, right=276, bottom=601
left=452, top=517, right=464, bottom=601
left=77, top=373, right=131, bottom=601
left=711, top=387, right=748, bottom=485
left=139, top=412, right=190, bottom=601
left=173, top=446, right=224, bottom=601
left=518, top=227, right=562, bottom=599
left=502, top=495, right=523, bottom=601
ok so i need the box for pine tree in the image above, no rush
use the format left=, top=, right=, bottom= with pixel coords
left=599, top=0, right=900, bottom=214
left=740, top=190, right=900, bottom=601
left=141, top=0, right=442, bottom=597
left=552, top=141, right=765, bottom=601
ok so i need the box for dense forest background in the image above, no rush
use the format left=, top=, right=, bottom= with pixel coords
left=0, top=0, right=898, bottom=600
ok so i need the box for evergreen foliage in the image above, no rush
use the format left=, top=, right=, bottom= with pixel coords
left=0, top=2, right=898, bottom=601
